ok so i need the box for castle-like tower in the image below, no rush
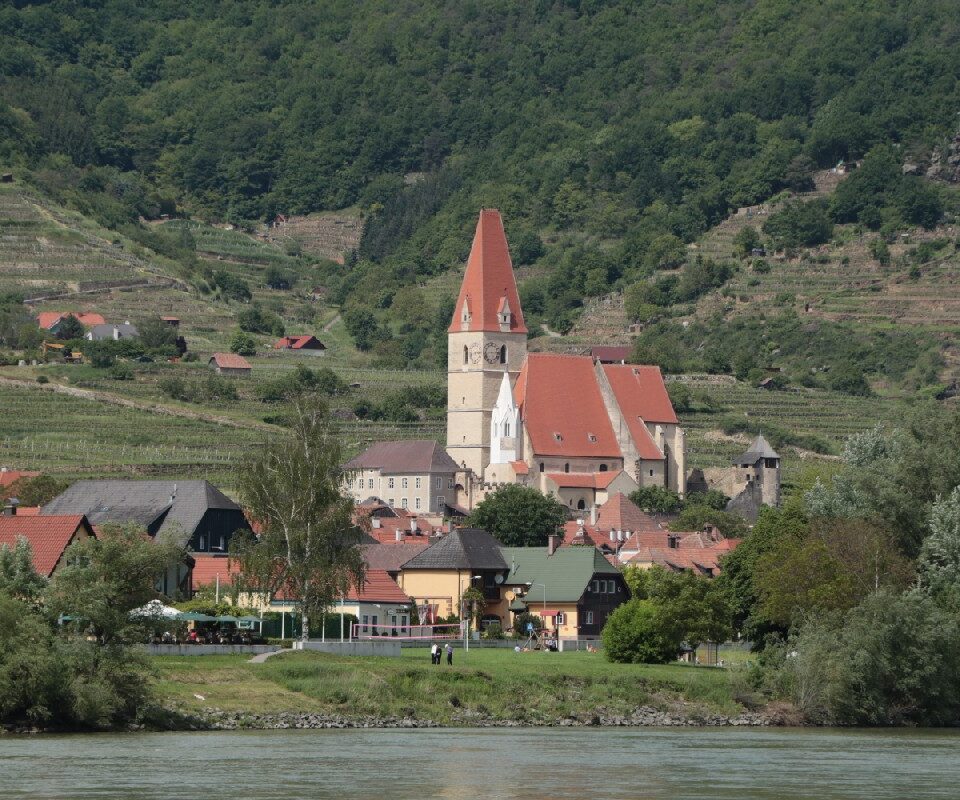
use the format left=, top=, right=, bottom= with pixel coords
left=446, top=210, right=527, bottom=476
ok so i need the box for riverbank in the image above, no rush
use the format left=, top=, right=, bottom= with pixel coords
left=151, top=649, right=797, bottom=730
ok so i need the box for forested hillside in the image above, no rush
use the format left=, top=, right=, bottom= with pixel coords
left=1, top=0, right=959, bottom=379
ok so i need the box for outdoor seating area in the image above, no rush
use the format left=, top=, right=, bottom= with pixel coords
left=135, top=600, right=265, bottom=645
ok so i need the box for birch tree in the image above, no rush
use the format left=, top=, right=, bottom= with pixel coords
left=231, top=397, right=365, bottom=641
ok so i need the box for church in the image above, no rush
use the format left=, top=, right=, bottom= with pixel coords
left=446, top=209, right=686, bottom=512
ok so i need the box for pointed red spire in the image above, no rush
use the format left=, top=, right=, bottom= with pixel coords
left=448, top=209, right=527, bottom=334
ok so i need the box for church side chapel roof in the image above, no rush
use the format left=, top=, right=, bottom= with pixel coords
left=514, top=354, right=622, bottom=459
left=601, top=364, right=678, bottom=425
left=448, top=209, right=527, bottom=334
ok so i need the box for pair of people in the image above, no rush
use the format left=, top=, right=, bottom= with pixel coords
left=429, top=643, right=454, bottom=665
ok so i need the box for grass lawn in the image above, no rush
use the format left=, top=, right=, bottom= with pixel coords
left=152, top=648, right=743, bottom=724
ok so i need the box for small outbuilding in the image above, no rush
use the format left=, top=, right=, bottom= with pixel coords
left=208, top=352, right=251, bottom=376
left=273, top=335, right=326, bottom=352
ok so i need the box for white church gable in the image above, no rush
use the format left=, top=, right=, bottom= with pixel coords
left=489, top=372, right=520, bottom=465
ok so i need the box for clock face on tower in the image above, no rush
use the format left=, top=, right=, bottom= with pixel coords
left=469, top=343, right=482, bottom=365
left=483, top=341, right=500, bottom=364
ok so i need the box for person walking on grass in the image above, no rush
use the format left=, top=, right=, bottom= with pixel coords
left=430, top=642, right=437, bottom=664
left=445, top=642, right=453, bottom=666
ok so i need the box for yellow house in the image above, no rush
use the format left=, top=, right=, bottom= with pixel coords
left=396, top=527, right=509, bottom=624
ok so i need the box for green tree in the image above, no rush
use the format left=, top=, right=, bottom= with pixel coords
left=763, top=199, right=833, bottom=249
left=137, top=317, right=178, bottom=354
left=0, top=538, right=46, bottom=602
left=629, top=486, right=683, bottom=514
left=55, top=314, right=85, bottom=341
left=231, top=398, right=366, bottom=642
left=918, top=487, right=960, bottom=603
left=3, top=474, right=68, bottom=507
left=230, top=330, right=256, bottom=356
left=343, top=307, right=383, bottom=352
left=733, top=226, right=761, bottom=258
left=47, top=523, right=183, bottom=647
left=602, top=599, right=678, bottom=664
left=468, top=484, right=568, bottom=548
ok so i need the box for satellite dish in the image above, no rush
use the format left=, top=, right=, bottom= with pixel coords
left=494, top=574, right=504, bottom=584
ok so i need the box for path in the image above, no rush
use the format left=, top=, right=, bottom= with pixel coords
left=323, top=313, right=341, bottom=332
left=249, top=648, right=291, bottom=664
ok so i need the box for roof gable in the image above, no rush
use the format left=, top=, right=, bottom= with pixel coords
left=515, top=354, right=621, bottom=459
left=734, top=434, right=780, bottom=464
left=448, top=209, right=527, bottom=334
left=209, top=352, right=251, bottom=370
left=596, top=493, right=660, bottom=531
left=602, top=364, right=678, bottom=425
left=0, top=514, right=91, bottom=576
left=402, top=528, right=508, bottom=571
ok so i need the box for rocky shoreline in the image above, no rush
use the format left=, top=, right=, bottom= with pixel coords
left=179, top=706, right=785, bottom=731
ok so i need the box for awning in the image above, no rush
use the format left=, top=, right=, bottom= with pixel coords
left=535, top=609, right=560, bottom=618
left=508, top=599, right=527, bottom=612
left=177, top=612, right=217, bottom=622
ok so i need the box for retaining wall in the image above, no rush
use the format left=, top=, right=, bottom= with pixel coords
left=144, top=644, right=281, bottom=657
left=293, top=640, right=401, bottom=657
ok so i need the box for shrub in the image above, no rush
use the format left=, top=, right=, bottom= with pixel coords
left=108, top=363, right=134, bottom=381
left=602, top=599, right=678, bottom=664
left=229, top=330, right=256, bottom=356
left=763, top=199, right=833, bottom=248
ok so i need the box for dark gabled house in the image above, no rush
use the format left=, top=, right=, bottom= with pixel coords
left=41, top=480, right=250, bottom=553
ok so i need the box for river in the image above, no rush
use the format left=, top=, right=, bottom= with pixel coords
left=1, top=727, right=958, bottom=799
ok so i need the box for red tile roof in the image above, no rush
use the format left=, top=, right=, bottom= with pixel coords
left=0, top=470, right=39, bottom=489
left=191, top=555, right=240, bottom=587
left=209, top=352, right=251, bottom=370
left=448, top=209, right=527, bottom=334
left=545, top=470, right=623, bottom=489
left=274, top=335, right=324, bottom=350
left=515, top=354, right=621, bottom=459
left=590, top=346, right=632, bottom=363
left=37, top=312, right=106, bottom=330
left=367, top=516, right=447, bottom=543
left=596, top=493, right=660, bottom=532
left=602, top=364, right=678, bottom=425
left=510, top=460, right=529, bottom=475
left=348, top=569, right=410, bottom=603
left=362, top=541, right=431, bottom=572
left=0, top=514, right=92, bottom=576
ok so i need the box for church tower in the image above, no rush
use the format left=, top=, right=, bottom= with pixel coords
left=447, top=209, right=528, bottom=477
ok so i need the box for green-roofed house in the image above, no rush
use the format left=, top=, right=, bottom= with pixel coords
left=498, top=540, right=630, bottom=639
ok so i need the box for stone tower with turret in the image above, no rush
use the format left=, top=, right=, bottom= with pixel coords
left=446, top=210, right=527, bottom=477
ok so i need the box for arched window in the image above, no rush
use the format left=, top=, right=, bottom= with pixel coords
left=499, top=344, right=507, bottom=364
left=599, top=464, right=608, bottom=472
left=504, top=422, right=510, bottom=437
left=564, top=463, right=570, bottom=473
left=539, top=463, right=545, bottom=473
left=463, top=345, right=468, bottom=365
left=577, top=498, right=586, bottom=510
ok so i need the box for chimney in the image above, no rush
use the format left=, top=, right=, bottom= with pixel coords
left=410, top=517, right=416, bottom=533
left=113, top=326, right=120, bottom=340
left=547, top=534, right=560, bottom=556
left=590, top=505, right=597, bottom=525
left=609, top=531, right=615, bottom=542
left=395, top=529, right=402, bottom=542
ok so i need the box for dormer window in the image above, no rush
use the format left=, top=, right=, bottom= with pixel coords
left=553, top=432, right=563, bottom=442
left=587, top=433, right=597, bottom=442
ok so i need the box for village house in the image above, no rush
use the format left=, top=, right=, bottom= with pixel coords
left=690, top=434, right=782, bottom=522
left=446, top=210, right=685, bottom=510
left=273, top=334, right=325, bottom=352
left=208, top=352, right=251, bottom=376
left=0, top=467, right=39, bottom=497
left=395, top=527, right=509, bottom=623
left=85, top=322, right=139, bottom=342
left=589, top=345, right=632, bottom=364
left=36, top=311, right=106, bottom=334
left=500, top=540, right=629, bottom=639
left=618, top=525, right=741, bottom=577
left=343, top=440, right=460, bottom=515
left=41, top=479, right=251, bottom=555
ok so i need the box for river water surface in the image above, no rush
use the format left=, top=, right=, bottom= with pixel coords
left=1, top=727, right=958, bottom=799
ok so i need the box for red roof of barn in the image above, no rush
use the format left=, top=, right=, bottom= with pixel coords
left=515, top=354, right=621, bottom=459
left=274, top=335, right=324, bottom=350
left=37, top=312, right=106, bottom=330
left=191, top=555, right=240, bottom=587
left=448, top=209, right=527, bottom=334
left=0, top=470, right=39, bottom=489
left=0, top=514, right=92, bottom=576
left=209, top=352, right=251, bottom=370
left=602, top=364, right=678, bottom=425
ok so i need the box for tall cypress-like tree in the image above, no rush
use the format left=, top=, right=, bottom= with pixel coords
left=231, top=397, right=365, bottom=641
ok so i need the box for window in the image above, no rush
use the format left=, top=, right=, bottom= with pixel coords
left=415, top=477, right=421, bottom=489
left=599, top=464, right=608, bottom=472
left=463, top=345, right=468, bottom=364
left=388, top=477, right=395, bottom=489
left=401, top=497, right=408, bottom=509
left=388, top=498, right=395, bottom=506
left=357, top=477, right=363, bottom=489
left=415, top=497, right=421, bottom=510
left=447, top=479, right=454, bottom=489
left=362, top=614, right=369, bottom=634
left=539, top=463, right=545, bottom=473
left=649, top=469, right=654, bottom=477
left=499, top=344, right=506, bottom=364
left=198, top=535, right=206, bottom=551
left=218, top=535, right=225, bottom=551
left=401, top=615, right=408, bottom=632
left=436, top=477, right=442, bottom=489
left=368, top=478, right=374, bottom=488
left=564, top=463, right=570, bottom=473
left=586, top=611, right=594, bottom=625
left=591, top=580, right=599, bottom=593
left=577, top=498, right=586, bottom=510
left=588, top=433, right=597, bottom=442
left=555, top=612, right=565, bottom=625
left=401, top=477, right=408, bottom=488
left=607, top=580, right=615, bottom=594
left=437, top=495, right=445, bottom=510
left=371, top=615, right=378, bottom=635
left=504, top=422, right=510, bottom=436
